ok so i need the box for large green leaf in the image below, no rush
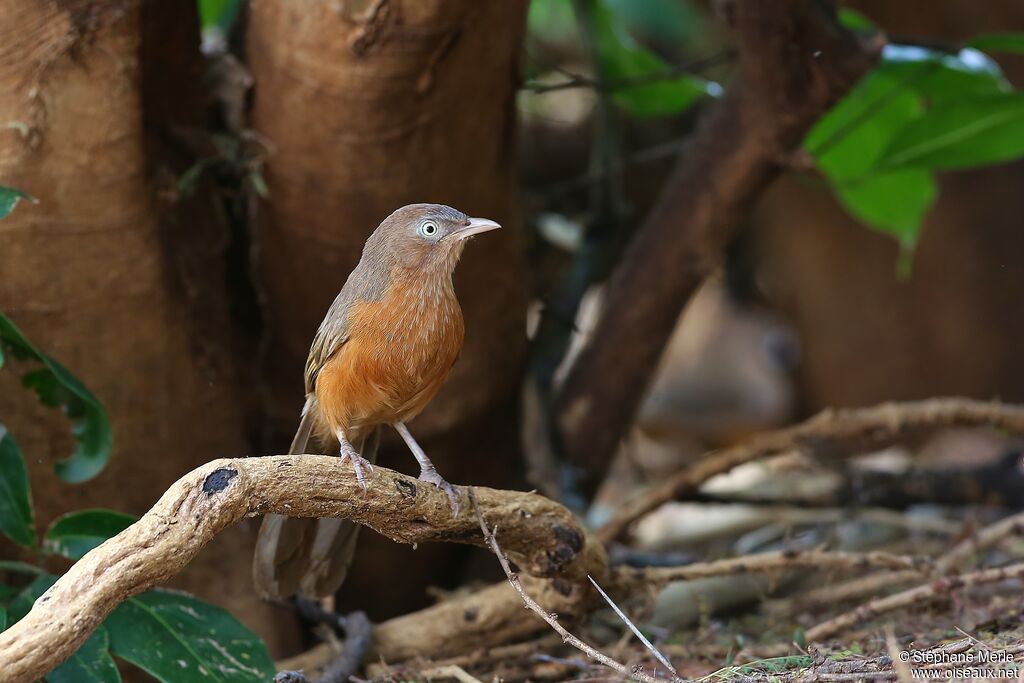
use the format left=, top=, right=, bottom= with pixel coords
left=0, top=185, right=34, bottom=220
left=834, top=169, right=937, bottom=248
left=106, top=589, right=276, bottom=683
left=878, top=45, right=1008, bottom=103
left=0, top=313, right=112, bottom=483
left=0, top=428, right=35, bottom=547
left=587, top=0, right=715, bottom=118
left=7, top=574, right=121, bottom=683
left=877, top=93, right=1024, bottom=170
left=44, top=509, right=137, bottom=560
left=968, top=33, right=1024, bottom=54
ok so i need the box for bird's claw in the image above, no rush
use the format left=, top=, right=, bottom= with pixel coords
left=340, top=448, right=374, bottom=492
left=419, top=468, right=460, bottom=516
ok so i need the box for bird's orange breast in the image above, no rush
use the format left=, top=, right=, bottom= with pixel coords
left=314, top=277, right=464, bottom=438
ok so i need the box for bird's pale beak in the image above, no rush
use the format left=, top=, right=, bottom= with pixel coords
left=450, top=216, right=501, bottom=241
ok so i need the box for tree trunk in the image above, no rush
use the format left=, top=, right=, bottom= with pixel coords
left=0, top=0, right=296, bottom=654
left=246, top=0, right=529, bottom=617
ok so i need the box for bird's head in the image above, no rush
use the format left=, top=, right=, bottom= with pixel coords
left=370, top=203, right=501, bottom=274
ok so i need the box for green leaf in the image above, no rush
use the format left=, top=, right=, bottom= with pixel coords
left=878, top=45, right=1008, bottom=103
left=807, top=70, right=923, bottom=181
left=0, top=185, right=34, bottom=220
left=834, top=169, right=937, bottom=247
left=44, top=509, right=137, bottom=561
left=106, top=589, right=276, bottom=683
left=7, top=574, right=121, bottom=683
left=587, top=0, right=716, bottom=117
left=877, top=93, right=1024, bottom=170
left=47, top=625, right=122, bottom=683
left=968, top=32, right=1024, bottom=54
left=0, top=560, right=45, bottom=575
left=838, top=8, right=875, bottom=31
left=0, top=429, right=35, bottom=547
left=0, top=607, right=6, bottom=632
left=0, top=313, right=112, bottom=483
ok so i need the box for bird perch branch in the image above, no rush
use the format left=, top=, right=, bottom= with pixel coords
left=0, top=456, right=596, bottom=683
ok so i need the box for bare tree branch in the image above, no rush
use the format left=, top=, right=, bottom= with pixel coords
left=599, top=398, right=1024, bottom=542
left=555, top=0, right=880, bottom=499
left=0, top=456, right=594, bottom=682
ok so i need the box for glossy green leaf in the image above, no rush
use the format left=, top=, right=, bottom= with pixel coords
left=0, top=429, right=35, bottom=547
left=878, top=44, right=1008, bottom=103
left=0, top=313, right=112, bottom=483
left=44, top=509, right=137, bottom=560
left=834, top=169, right=937, bottom=247
left=0, top=185, right=34, bottom=220
left=807, top=70, right=923, bottom=181
left=7, top=574, right=121, bottom=683
left=106, top=589, right=276, bottom=683
left=877, top=93, right=1024, bottom=170
left=588, top=0, right=716, bottom=117
left=968, top=32, right=1024, bottom=54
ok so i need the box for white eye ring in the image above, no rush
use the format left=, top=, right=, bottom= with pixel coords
left=419, top=221, right=438, bottom=237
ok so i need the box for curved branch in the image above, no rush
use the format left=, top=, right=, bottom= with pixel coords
left=599, top=398, right=1024, bottom=542
left=0, top=456, right=594, bottom=683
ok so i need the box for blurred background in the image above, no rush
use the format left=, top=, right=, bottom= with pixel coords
left=2, top=0, right=1024, bottom=677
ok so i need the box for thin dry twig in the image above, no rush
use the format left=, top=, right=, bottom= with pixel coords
left=588, top=575, right=677, bottom=676
left=419, top=665, right=486, bottom=683
left=612, top=550, right=926, bottom=589
left=937, top=510, right=1024, bottom=574
left=469, top=489, right=672, bottom=683
left=759, top=561, right=1024, bottom=656
left=599, top=399, right=1024, bottom=542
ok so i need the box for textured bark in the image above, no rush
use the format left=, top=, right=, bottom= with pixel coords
left=0, top=456, right=601, bottom=682
left=0, top=0, right=295, bottom=653
left=554, top=0, right=878, bottom=497
left=247, top=0, right=528, bottom=437
left=246, top=0, right=530, bottom=617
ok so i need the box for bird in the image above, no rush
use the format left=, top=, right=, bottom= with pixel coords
left=253, top=203, right=501, bottom=599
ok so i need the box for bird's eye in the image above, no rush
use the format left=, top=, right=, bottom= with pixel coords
left=419, top=221, right=438, bottom=237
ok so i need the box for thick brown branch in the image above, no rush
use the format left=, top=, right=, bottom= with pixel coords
left=555, top=0, right=879, bottom=497
left=599, top=398, right=1024, bottom=542
left=0, top=456, right=593, bottom=683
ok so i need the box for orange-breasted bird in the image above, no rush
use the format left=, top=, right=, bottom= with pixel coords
left=253, top=203, right=501, bottom=598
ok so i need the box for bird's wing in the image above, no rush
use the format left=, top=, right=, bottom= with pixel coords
left=304, top=288, right=357, bottom=394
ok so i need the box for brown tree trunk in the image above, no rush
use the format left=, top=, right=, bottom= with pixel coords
left=0, top=0, right=296, bottom=654
left=246, top=0, right=530, bottom=617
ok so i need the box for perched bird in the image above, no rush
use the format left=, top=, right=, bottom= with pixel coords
left=253, top=203, right=501, bottom=598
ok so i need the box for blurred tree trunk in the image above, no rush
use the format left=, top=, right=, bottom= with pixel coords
left=752, top=0, right=1024, bottom=413
left=246, top=0, right=530, bottom=618
left=0, top=0, right=296, bottom=654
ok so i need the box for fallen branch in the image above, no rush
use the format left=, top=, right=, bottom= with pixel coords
left=611, top=550, right=926, bottom=590
left=470, top=491, right=673, bottom=683
left=0, top=456, right=596, bottom=683
left=599, top=399, right=1024, bottom=542
left=936, top=510, right=1024, bottom=574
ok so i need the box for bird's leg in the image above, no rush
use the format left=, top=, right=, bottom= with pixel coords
left=392, top=422, right=460, bottom=515
left=336, top=427, right=373, bottom=492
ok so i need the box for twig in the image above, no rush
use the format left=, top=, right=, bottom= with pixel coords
left=599, top=399, right=1024, bottom=542
left=767, top=570, right=924, bottom=614
left=760, top=561, right=1024, bottom=656
left=612, top=550, right=926, bottom=589
left=936, top=510, right=1024, bottom=574
left=0, top=456, right=597, bottom=682
left=419, top=665, right=485, bottom=683
left=469, top=490, right=666, bottom=683
left=316, top=611, right=372, bottom=683
left=588, top=575, right=678, bottom=676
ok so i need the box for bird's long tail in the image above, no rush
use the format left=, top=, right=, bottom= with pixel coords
left=252, top=397, right=379, bottom=599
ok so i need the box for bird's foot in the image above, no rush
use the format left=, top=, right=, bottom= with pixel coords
left=419, top=467, right=460, bottom=515
left=340, top=446, right=374, bottom=492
